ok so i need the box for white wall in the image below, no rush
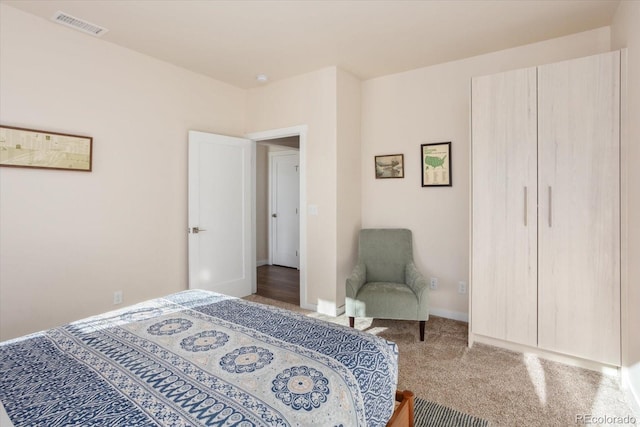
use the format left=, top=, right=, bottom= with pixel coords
left=247, top=68, right=339, bottom=312
left=336, top=69, right=362, bottom=309
left=361, top=27, right=611, bottom=320
left=247, top=67, right=362, bottom=315
left=0, top=4, right=246, bottom=340
left=612, top=0, right=640, bottom=411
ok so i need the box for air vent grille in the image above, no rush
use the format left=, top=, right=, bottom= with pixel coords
left=51, top=11, right=109, bottom=37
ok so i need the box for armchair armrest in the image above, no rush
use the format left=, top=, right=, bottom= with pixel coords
left=405, top=262, right=428, bottom=301
left=346, top=262, right=366, bottom=297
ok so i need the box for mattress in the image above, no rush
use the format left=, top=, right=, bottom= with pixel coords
left=0, top=290, right=398, bottom=426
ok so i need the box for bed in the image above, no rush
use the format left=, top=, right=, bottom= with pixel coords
left=0, top=290, right=413, bottom=426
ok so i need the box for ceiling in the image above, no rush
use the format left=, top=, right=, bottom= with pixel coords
left=2, top=0, right=620, bottom=89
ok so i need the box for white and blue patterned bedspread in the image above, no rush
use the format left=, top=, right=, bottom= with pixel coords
left=0, top=290, right=398, bottom=426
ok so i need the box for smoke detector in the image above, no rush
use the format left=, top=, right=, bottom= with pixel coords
left=51, top=11, right=109, bottom=37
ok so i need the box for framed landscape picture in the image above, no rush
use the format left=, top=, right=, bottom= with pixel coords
left=375, top=154, right=404, bottom=179
left=421, top=142, right=451, bottom=186
left=0, top=125, right=92, bottom=172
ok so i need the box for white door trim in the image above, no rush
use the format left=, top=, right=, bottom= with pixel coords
left=245, top=125, right=309, bottom=310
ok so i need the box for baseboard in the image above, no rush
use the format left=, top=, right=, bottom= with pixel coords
left=256, top=259, right=269, bottom=267
left=470, top=333, right=620, bottom=376
left=300, top=302, right=316, bottom=311
left=622, top=365, right=640, bottom=417
left=429, top=308, right=469, bottom=323
left=316, top=300, right=345, bottom=317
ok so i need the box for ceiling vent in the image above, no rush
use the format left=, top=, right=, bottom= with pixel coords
left=51, top=11, right=109, bottom=37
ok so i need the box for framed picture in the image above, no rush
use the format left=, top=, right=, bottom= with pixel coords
left=421, top=142, right=451, bottom=187
left=375, top=154, right=404, bottom=179
left=0, top=125, right=92, bottom=172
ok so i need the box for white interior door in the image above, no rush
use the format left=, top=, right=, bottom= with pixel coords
left=188, top=130, right=253, bottom=297
left=270, top=151, right=300, bottom=268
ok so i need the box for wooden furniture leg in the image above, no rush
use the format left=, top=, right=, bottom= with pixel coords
left=387, top=389, right=415, bottom=427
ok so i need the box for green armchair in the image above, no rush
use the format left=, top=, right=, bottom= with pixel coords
left=346, top=228, right=429, bottom=340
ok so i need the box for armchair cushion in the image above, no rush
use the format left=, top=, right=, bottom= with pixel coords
left=349, top=282, right=422, bottom=320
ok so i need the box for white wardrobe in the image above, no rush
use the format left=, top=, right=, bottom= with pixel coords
left=470, top=50, right=621, bottom=366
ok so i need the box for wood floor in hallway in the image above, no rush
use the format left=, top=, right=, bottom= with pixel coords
left=256, top=265, right=299, bottom=306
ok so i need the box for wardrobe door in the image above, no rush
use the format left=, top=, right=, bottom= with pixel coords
left=471, top=68, right=538, bottom=346
left=538, top=51, right=620, bottom=365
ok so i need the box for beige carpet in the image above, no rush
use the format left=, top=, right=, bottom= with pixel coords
left=244, top=294, right=638, bottom=426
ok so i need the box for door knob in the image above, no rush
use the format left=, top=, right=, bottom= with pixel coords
left=272, top=213, right=277, bottom=218
left=192, top=226, right=206, bottom=234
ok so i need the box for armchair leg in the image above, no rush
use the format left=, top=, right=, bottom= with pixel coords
left=349, top=316, right=355, bottom=328
left=419, top=321, right=425, bottom=341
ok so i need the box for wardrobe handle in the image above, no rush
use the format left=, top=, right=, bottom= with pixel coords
left=548, top=186, right=552, bottom=227
left=523, top=186, right=527, bottom=226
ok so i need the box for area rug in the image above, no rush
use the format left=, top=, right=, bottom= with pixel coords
left=414, top=397, right=489, bottom=427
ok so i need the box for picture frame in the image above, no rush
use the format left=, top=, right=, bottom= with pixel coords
left=375, top=154, right=404, bottom=179
left=421, top=142, right=451, bottom=187
left=0, top=125, right=92, bottom=172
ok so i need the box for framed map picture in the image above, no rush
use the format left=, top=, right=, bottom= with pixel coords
left=0, top=125, right=92, bottom=172
left=421, top=142, right=451, bottom=187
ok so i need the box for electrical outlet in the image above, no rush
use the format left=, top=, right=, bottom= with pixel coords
left=430, top=277, right=438, bottom=290
left=113, top=291, right=123, bottom=305
left=458, top=281, right=467, bottom=294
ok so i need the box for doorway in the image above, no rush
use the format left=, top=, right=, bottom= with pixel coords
left=269, top=150, right=300, bottom=269
left=247, top=126, right=307, bottom=308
